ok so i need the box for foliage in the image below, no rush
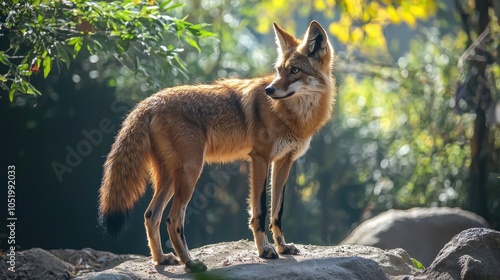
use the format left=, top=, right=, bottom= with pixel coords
left=162, top=0, right=489, bottom=244
left=80, top=0, right=271, bottom=103
left=246, top=0, right=437, bottom=52
left=178, top=0, right=273, bottom=77
left=336, top=30, right=472, bottom=210
left=282, top=27, right=477, bottom=244
left=0, top=0, right=214, bottom=101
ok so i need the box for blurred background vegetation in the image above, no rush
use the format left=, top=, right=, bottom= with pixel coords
left=1, top=0, right=499, bottom=255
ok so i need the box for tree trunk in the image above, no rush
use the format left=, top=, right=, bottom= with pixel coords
left=468, top=0, right=490, bottom=222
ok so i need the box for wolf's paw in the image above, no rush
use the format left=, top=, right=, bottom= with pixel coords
left=154, top=253, right=180, bottom=266
left=259, top=244, right=279, bottom=259
left=278, top=243, right=300, bottom=255
left=185, top=259, right=207, bottom=273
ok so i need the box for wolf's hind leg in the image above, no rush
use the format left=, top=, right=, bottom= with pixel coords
left=166, top=143, right=207, bottom=273
left=270, top=155, right=299, bottom=255
left=144, top=159, right=178, bottom=265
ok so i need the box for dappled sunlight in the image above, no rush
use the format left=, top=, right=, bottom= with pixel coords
left=1, top=0, right=499, bottom=259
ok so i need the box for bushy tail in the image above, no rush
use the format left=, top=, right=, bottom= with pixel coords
left=98, top=104, right=151, bottom=235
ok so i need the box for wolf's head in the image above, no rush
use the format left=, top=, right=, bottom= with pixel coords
left=265, top=21, right=333, bottom=100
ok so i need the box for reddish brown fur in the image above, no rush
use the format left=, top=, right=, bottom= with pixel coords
left=98, top=21, right=335, bottom=273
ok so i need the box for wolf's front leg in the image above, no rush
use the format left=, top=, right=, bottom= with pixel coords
left=269, top=155, right=300, bottom=255
left=248, top=154, right=278, bottom=259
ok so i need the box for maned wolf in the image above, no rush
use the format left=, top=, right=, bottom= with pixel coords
left=99, top=20, right=335, bottom=272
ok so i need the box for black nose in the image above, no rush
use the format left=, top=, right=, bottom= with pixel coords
left=265, top=86, right=275, bottom=95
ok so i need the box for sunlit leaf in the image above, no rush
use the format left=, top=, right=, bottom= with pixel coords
left=18, top=63, right=29, bottom=71
left=185, top=37, right=201, bottom=53
left=387, top=5, right=400, bottom=24
left=351, top=27, right=364, bottom=43
left=314, top=0, right=326, bottom=11
left=344, top=0, right=362, bottom=19
left=329, top=22, right=350, bottom=44
left=163, top=3, right=183, bottom=12
left=159, top=0, right=172, bottom=10
left=43, top=56, right=52, bottom=78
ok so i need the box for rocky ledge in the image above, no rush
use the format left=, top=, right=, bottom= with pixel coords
left=1, top=228, right=499, bottom=280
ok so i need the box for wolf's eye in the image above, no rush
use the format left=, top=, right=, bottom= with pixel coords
left=291, top=67, right=300, bottom=74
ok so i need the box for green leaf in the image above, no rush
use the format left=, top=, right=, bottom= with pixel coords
left=198, top=29, right=216, bottom=37
left=68, top=37, right=81, bottom=45
left=68, top=37, right=83, bottom=57
left=56, top=43, right=71, bottom=69
left=43, top=56, right=52, bottom=78
left=27, top=83, right=41, bottom=95
left=412, top=258, right=425, bottom=270
left=74, top=40, right=82, bottom=55
left=9, top=85, right=16, bottom=102
left=18, top=63, right=29, bottom=71
left=184, top=37, right=200, bottom=53
left=163, top=3, right=183, bottom=12
left=159, top=0, right=173, bottom=10
left=187, top=24, right=216, bottom=37
left=0, top=51, right=10, bottom=66
left=24, top=81, right=35, bottom=94
left=173, top=54, right=187, bottom=72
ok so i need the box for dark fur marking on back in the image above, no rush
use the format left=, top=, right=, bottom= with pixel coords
left=184, top=108, right=207, bottom=135
left=228, top=90, right=246, bottom=124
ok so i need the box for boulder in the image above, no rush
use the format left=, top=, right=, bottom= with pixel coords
left=76, top=240, right=419, bottom=280
left=340, top=207, right=489, bottom=266
left=0, top=248, right=73, bottom=280
left=0, top=247, right=141, bottom=279
left=420, top=228, right=500, bottom=280
left=3, top=227, right=499, bottom=280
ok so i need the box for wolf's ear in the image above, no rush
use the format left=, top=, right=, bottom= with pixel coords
left=301, top=21, right=331, bottom=60
left=273, top=23, right=299, bottom=54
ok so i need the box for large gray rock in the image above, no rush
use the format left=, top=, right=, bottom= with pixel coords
left=0, top=247, right=141, bottom=279
left=341, top=207, right=489, bottom=266
left=3, top=229, right=500, bottom=280
left=0, top=248, right=73, bottom=280
left=420, top=228, right=500, bottom=280
left=76, top=240, right=420, bottom=280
